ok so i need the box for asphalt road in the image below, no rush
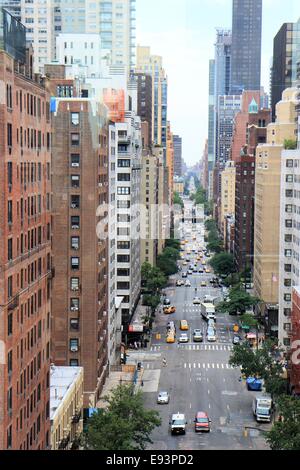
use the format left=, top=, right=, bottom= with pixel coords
left=134, top=201, right=270, bottom=450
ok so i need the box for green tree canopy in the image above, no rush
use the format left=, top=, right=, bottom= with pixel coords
left=217, top=284, right=259, bottom=315
left=266, top=396, right=300, bottom=450
left=173, top=191, right=184, bottom=209
left=229, top=340, right=286, bottom=398
left=210, top=252, right=235, bottom=277
left=85, top=384, right=161, bottom=450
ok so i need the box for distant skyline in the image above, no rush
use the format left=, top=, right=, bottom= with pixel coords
left=136, top=0, right=300, bottom=165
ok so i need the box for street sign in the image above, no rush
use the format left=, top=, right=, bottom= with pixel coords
left=156, top=334, right=161, bottom=340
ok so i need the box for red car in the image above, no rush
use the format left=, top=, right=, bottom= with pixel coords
left=194, top=412, right=211, bottom=433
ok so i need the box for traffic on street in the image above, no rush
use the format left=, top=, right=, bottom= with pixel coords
left=132, top=188, right=270, bottom=450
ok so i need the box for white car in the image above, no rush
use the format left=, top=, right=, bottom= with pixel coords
left=193, top=297, right=201, bottom=304
left=179, top=333, right=189, bottom=343
left=157, top=391, right=170, bottom=404
left=207, top=328, right=216, bottom=342
left=185, top=280, right=191, bottom=287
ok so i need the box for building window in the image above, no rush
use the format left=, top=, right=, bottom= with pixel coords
left=7, top=312, right=13, bottom=336
left=71, top=133, right=80, bottom=146
left=71, top=113, right=79, bottom=126
left=117, top=241, right=130, bottom=249
left=117, top=187, right=130, bottom=195
left=70, top=359, right=79, bottom=366
left=70, top=278, right=79, bottom=291
left=8, top=238, right=13, bottom=261
left=70, top=318, right=79, bottom=331
left=71, top=175, right=80, bottom=188
left=117, top=173, right=131, bottom=181
left=286, top=175, right=293, bottom=183
left=71, top=257, right=79, bottom=270
left=71, top=216, right=80, bottom=229
left=285, top=234, right=292, bottom=243
left=8, top=276, right=13, bottom=299
left=71, top=154, right=80, bottom=167
left=118, top=159, right=130, bottom=167
left=117, top=255, right=130, bottom=263
left=285, top=249, right=292, bottom=258
left=70, top=298, right=79, bottom=311
left=71, top=237, right=80, bottom=250
left=70, top=338, right=79, bottom=352
left=285, top=205, right=293, bottom=213
left=284, top=265, right=292, bottom=273
left=284, top=308, right=291, bottom=317
left=71, top=195, right=80, bottom=209
left=284, top=294, right=292, bottom=302
left=286, top=190, right=293, bottom=198
left=286, top=160, right=294, bottom=168
left=284, top=279, right=292, bottom=287
left=283, top=338, right=291, bottom=347
left=285, top=220, right=292, bottom=228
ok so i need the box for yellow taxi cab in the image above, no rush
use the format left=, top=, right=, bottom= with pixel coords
left=183, top=261, right=188, bottom=266
left=166, top=333, right=175, bottom=343
left=202, top=260, right=206, bottom=265
left=205, top=268, right=211, bottom=273
left=180, top=320, right=189, bottom=331
left=164, top=306, right=176, bottom=314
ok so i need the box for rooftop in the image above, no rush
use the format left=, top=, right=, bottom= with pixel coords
left=50, top=366, right=83, bottom=421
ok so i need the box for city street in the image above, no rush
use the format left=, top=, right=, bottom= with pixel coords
left=131, top=195, right=270, bottom=450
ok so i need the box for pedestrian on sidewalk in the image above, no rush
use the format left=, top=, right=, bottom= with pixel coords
left=162, top=358, right=167, bottom=367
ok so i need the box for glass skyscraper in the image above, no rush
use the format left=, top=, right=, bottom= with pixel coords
left=230, top=0, right=262, bottom=94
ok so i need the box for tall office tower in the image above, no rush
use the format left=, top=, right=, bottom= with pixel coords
left=0, top=1, right=20, bottom=20
left=214, top=29, right=232, bottom=153
left=48, top=68, right=109, bottom=407
left=173, top=135, right=182, bottom=177
left=59, top=0, right=136, bottom=68
left=136, top=46, right=168, bottom=153
left=231, top=0, right=262, bottom=94
left=201, top=139, right=209, bottom=191
left=271, top=19, right=300, bottom=120
left=217, top=94, right=241, bottom=164
left=254, top=88, right=298, bottom=339
left=0, top=10, right=51, bottom=449
left=20, top=0, right=60, bottom=74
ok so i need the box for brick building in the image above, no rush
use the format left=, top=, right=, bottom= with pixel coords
left=48, top=67, right=109, bottom=407
left=290, top=287, right=300, bottom=396
left=0, top=42, right=52, bottom=448
left=233, top=95, right=271, bottom=272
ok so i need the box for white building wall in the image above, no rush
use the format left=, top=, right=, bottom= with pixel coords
left=279, top=149, right=300, bottom=349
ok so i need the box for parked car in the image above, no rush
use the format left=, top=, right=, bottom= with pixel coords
left=164, top=298, right=171, bottom=306
left=193, top=297, right=201, bottom=304
left=182, top=272, right=188, bottom=278
left=157, top=391, right=170, bottom=404
left=176, top=280, right=184, bottom=287
left=185, top=280, right=191, bottom=287
left=194, top=412, right=211, bottom=433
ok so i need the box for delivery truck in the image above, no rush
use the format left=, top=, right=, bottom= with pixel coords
left=252, top=394, right=273, bottom=423
left=201, top=303, right=216, bottom=322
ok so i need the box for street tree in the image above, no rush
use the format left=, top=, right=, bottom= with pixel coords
left=210, top=252, right=235, bottom=277
left=143, top=294, right=161, bottom=312
left=217, top=285, right=260, bottom=315
left=173, top=191, right=184, bottom=209
left=266, top=396, right=300, bottom=450
left=85, top=384, right=161, bottom=450
left=229, top=340, right=286, bottom=398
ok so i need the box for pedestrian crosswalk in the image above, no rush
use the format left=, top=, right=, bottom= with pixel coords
left=150, top=344, right=233, bottom=352
left=183, top=362, right=236, bottom=370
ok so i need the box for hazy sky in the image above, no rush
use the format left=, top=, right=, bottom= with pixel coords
left=136, top=0, right=300, bottom=166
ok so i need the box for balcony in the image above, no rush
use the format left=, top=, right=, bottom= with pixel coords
left=72, top=411, right=81, bottom=424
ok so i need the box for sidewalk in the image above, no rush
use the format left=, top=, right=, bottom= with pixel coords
left=96, top=366, right=135, bottom=408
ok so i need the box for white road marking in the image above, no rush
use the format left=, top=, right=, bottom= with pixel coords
left=208, top=390, right=210, bottom=395
left=207, top=363, right=210, bottom=369
left=226, top=364, right=229, bottom=369
left=189, top=363, right=192, bottom=369
left=212, top=364, right=215, bottom=369
left=194, top=363, right=196, bottom=369
left=203, top=364, right=206, bottom=369
left=184, top=363, right=187, bottom=369
left=221, top=364, right=224, bottom=369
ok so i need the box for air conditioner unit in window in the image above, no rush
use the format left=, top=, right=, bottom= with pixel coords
left=71, top=163, right=79, bottom=168
left=71, top=287, right=79, bottom=292
left=103, top=311, right=107, bottom=316
left=70, top=306, right=79, bottom=312
left=70, top=346, right=78, bottom=352
left=98, top=183, right=103, bottom=187
left=72, top=225, right=79, bottom=229
left=71, top=204, right=77, bottom=209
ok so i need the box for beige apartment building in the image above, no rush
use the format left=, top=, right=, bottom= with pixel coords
left=50, top=366, right=83, bottom=450
left=136, top=46, right=168, bottom=148
left=253, top=88, right=298, bottom=334
left=220, top=161, right=236, bottom=239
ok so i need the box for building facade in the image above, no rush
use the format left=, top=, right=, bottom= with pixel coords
left=50, top=366, right=83, bottom=450
left=134, top=71, right=152, bottom=147
left=290, top=287, right=300, bottom=395
left=136, top=46, right=168, bottom=153
left=220, top=161, right=235, bottom=240
left=230, top=0, right=262, bottom=93
left=216, top=94, right=241, bottom=165
left=254, top=88, right=298, bottom=337
left=279, top=148, right=300, bottom=349
left=271, top=20, right=300, bottom=120
left=173, top=135, right=182, bottom=177
left=51, top=93, right=109, bottom=407
left=0, top=43, right=52, bottom=449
